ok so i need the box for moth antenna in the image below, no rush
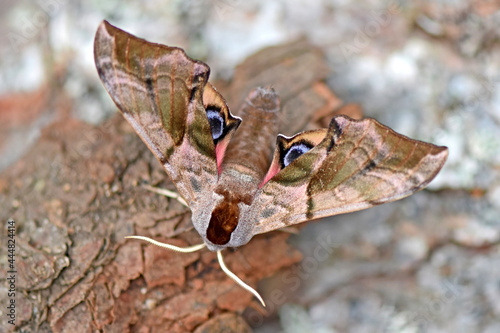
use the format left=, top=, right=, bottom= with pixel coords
left=126, top=237, right=266, bottom=306
left=217, top=250, right=266, bottom=307
left=126, top=235, right=206, bottom=253
left=141, top=184, right=189, bottom=207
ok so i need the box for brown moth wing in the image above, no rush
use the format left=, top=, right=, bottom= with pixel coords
left=250, top=115, right=449, bottom=234
left=219, top=39, right=332, bottom=136
left=94, top=21, right=239, bottom=205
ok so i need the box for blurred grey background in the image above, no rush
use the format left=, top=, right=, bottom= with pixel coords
left=1, top=0, right=499, bottom=332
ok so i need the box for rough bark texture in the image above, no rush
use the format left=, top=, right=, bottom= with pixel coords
left=0, top=40, right=356, bottom=333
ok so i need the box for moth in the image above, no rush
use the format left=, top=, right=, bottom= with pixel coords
left=94, top=20, right=448, bottom=306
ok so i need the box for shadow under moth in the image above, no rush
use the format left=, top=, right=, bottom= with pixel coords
left=94, top=20, right=448, bottom=306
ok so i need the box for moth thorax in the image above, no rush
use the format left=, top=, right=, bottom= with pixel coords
left=207, top=199, right=240, bottom=245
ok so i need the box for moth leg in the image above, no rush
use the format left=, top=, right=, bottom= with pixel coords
left=142, top=184, right=189, bottom=207
left=125, top=235, right=205, bottom=253
left=217, top=250, right=266, bottom=307
left=278, top=226, right=300, bottom=234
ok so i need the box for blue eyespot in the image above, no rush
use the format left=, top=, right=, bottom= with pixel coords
left=207, top=110, right=224, bottom=140
left=284, top=143, right=311, bottom=167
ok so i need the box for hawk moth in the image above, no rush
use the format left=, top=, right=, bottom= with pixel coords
left=94, top=21, right=448, bottom=305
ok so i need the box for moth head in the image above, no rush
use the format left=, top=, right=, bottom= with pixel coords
left=190, top=191, right=255, bottom=251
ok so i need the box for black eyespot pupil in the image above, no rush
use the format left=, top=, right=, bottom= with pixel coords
left=207, top=110, right=223, bottom=140
left=284, top=143, right=311, bottom=167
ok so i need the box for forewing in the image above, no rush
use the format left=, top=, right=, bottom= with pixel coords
left=252, top=115, right=448, bottom=234
left=94, top=21, right=236, bottom=205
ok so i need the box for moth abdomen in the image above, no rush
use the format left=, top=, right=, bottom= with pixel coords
left=221, top=87, right=281, bottom=179
left=246, top=87, right=280, bottom=113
